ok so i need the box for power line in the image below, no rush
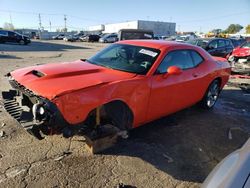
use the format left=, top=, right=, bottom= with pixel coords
left=0, top=9, right=115, bottom=23
left=0, top=9, right=62, bottom=16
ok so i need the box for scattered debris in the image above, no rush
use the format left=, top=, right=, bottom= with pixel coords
left=117, top=130, right=129, bottom=139
left=0, top=130, right=5, bottom=138
left=228, top=127, right=244, bottom=140
left=115, top=183, right=137, bottom=188
left=163, top=154, right=174, bottom=163
left=54, top=155, right=64, bottom=161
left=198, top=148, right=203, bottom=152
left=6, top=167, right=27, bottom=178
left=1, top=123, right=5, bottom=127
left=54, top=151, right=72, bottom=161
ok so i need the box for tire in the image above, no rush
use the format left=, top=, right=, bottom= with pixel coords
left=19, top=40, right=25, bottom=45
left=200, top=79, right=220, bottom=109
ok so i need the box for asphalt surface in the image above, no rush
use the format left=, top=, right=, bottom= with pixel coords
left=0, top=40, right=249, bottom=188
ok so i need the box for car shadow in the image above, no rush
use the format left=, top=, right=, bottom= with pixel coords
left=0, top=40, right=90, bottom=52
left=0, top=53, right=23, bottom=59
left=98, top=88, right=250, bottom=183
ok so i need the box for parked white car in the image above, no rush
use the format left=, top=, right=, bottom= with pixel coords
left=175, top=35, right=196, bottom=42
left=202, top=137, right=250, bottom=188
left=99, top=33, right=118, bottom=43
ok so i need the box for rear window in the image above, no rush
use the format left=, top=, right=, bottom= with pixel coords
left=0, top=30, right=8, bottom=36
left=197, top=40, right=208, bottom=48
left=190, top=51, right=203, bottom=66
left=241, top=42, right=250, bottom=48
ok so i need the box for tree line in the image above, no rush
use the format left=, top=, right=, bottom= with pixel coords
left=2, top=22, right=250, bottom=34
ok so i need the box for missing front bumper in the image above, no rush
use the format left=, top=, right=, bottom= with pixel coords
left=2, top=90, right=34, bottom=129
left=1, top=89, right=67, bottom=139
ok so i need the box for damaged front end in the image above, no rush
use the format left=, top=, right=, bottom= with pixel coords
left=229, top=56, right=250, bottom=75
left=2, top=74, right=67, bottom=139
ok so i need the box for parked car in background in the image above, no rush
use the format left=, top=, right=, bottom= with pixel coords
left=202, top=137, right=250, bottom=188
left=165, top=36, right=177, bottom=41
left=99, top=33, right=118, bottom=43
left=229, top=38, right=246, bottom=48
left=80, top=34, right=100, bottom=42
left=0, top=30, right=31, bottom=45
left=52, top=34, right=66, bottom=40
left=227, top=41, right=250, bottom=74
left=187, top=38, right=234, bottom=58
left=63, top=34, right=80, bottom=42
left=175, top=35, right=196, bottom=42
left=2, top=40, right=230, bottom=139
left=118, top=29, right=153, bottom=41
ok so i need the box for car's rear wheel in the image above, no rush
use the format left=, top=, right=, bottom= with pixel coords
left=200, top=79, right=220, bottom=109
left=19, top=39, right=25, bottom=45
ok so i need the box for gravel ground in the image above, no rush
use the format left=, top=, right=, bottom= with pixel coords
left=0, top=40, right=249, bottom=188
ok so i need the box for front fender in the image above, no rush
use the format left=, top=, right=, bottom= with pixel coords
left=52, top=76, right=151, bottom=127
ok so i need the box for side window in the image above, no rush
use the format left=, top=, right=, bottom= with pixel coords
left=157, top=50, right=194, bottom=74
left=8, top=32, right=15, bottom=37
left=190, top=51, right=204, bottom=66
left=218, top=40, right=225, bottom=47
left=225, top=40, right=230, bottom=46
left=208, top=40, right=218, bottom=49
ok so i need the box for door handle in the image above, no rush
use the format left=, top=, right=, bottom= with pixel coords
left=192, top=73, right=199, bottom=77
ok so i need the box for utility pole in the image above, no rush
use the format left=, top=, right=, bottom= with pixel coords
left=64, top=15, right=67, bottom=34
left=49, top=21, right=52, bottom=32
left=178, top=25, right=181, bottom=33
left=38, top=13, right=42, bottom=39
left=38, top=13, right=42, bottom=30
left=9, top=11, right=13, bottom=24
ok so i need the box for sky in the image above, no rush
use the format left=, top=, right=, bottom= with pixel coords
left=0, top=0, right=250, bottom=33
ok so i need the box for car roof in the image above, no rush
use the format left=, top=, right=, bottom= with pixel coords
left=117, top=40, right=195, bottom=50
left=194, top=38, right=230, bottom=41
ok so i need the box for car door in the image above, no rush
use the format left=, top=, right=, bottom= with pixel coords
left=147, top=49, right=200, bottom=122
left=207, top=40, right=219, bottom=56
left=7, top=31, right=16, bottom=42
left=217, top=39, right=227, bottom=57
left=225, top=39, right=234, bottom=56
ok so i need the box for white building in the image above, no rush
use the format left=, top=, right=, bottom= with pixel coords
left=88, top=20, right=176, bottom=36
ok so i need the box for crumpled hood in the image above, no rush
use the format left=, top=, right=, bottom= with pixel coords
left=10, top=60, right=136, bottom=99
left=232, top=47, right=250, bottom=57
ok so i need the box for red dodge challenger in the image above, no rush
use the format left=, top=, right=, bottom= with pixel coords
left=2, top=40, right=231, bottom=139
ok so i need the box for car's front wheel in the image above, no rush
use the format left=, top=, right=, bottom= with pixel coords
left=200, top=79, right=220, bottom=109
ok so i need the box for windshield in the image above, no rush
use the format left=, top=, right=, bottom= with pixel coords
left=241, top=42, right=250, bottom=48
left=87, top=44, right=160, bottom=74
left=187, top=40, right=197, bottom=45
left=176, top=36, right=187, bottom=41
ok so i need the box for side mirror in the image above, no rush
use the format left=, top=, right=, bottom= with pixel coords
left=163, top=66, right=182, bottom=78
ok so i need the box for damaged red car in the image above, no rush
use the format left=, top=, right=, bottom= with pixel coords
left=228, top=41, right=250, bottom=74
left=2, top=40, right=231, bottom=139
